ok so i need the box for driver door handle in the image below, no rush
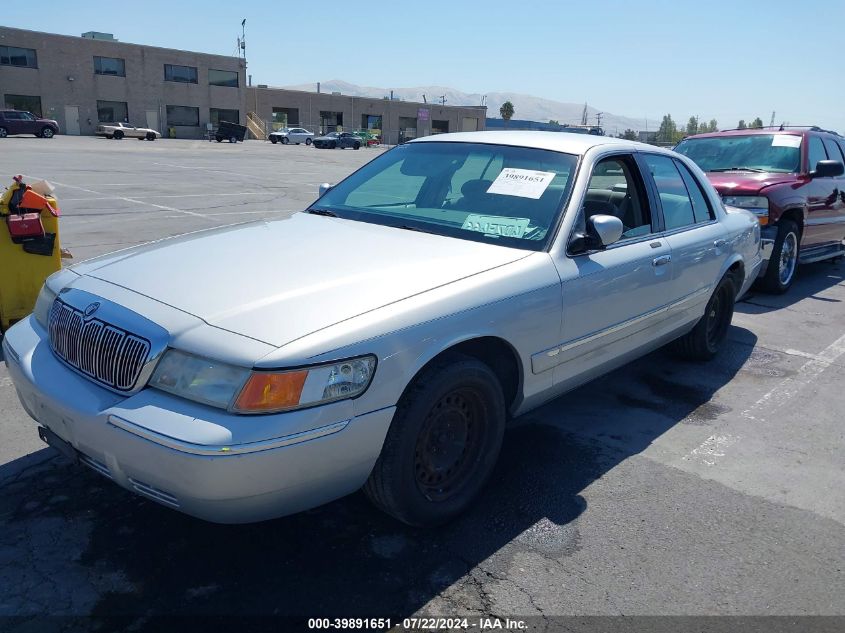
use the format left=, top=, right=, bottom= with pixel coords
left=713, top=239, right=728, bottom=248
left=652, top=255, right=672, bottom=267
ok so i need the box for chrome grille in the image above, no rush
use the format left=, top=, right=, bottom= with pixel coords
left=48, top=299, right=151, bottom=391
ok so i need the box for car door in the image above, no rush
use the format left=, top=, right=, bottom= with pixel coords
left=290, top=128, right=306, bottom=143
left=803, top=135, right=839, bottom=248
left=551, top=152, right=676, bottom=391
left=639, top=153, right=725, bottom=327
left=5, top=111, right=25, bottom=134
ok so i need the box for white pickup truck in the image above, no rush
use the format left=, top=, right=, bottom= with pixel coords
left=95, top=122, right=160, bottom=141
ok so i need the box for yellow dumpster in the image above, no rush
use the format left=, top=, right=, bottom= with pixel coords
left=0, top=176, right=63, bottom=332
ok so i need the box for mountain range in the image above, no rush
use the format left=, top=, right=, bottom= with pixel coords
left=282, top=79, right=654, bottom=133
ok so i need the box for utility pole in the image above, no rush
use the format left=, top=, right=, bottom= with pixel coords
left=439, top=95, right=447, bottom=106
left=595, top=112, right=603, bottom=129
left=770, top=111, right=776, bottom=127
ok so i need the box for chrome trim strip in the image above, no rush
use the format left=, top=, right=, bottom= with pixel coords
left=106, top=415, right=350, bottom=456
left=531, top=286, right=711, bottom=374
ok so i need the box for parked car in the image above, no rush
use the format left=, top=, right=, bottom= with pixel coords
left=213, top=120, right=248, bottom=143
left=0, top=110, right=59, bottom=138
left=95, top=122, right=160, bottom=141
left=269, top=127, right=315, bottom=145
left=675, top=127, right=845, bottom=293
left=313, top=131, right=361, bottom=150
left=3, top=132, right=761, bottom=527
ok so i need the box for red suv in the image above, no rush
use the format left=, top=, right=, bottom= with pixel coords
left=0, top=109, right=59, bottom=139
left=675, top=127, right=845, bottom=293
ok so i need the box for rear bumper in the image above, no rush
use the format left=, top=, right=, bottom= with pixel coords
left=3, top=316, right=395, bottom=523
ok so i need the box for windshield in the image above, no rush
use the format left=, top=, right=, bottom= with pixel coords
left=310, top=141, right=578, bottom=251
left=675, top=134, right=801, bottom=173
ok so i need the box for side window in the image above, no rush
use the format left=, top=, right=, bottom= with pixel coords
left=643, top=154, right=696, bottom=231
left=808, top=136, right=828, bottom=172
left=675, top=160, right=715, bottom=223
left=583, top=155, right=652, bottom=239
left=837, top=140, right=845, bottom=164
left=823, top=138, right=844, bottom=165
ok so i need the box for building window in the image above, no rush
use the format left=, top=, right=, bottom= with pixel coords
left=361, top=114, right=382, bottom=131
left=164, top=64, right=198, bottom=84
left=167, top=105, right=200, bottom=126
left=319, top=110, right=343, bottom=134
left=432, top=120, right=449, bottom=134
left=97, top=100, right=128, bottom=123
left=0, top=46, right=38, bottom=68
left=398, top=116, right=418, bottom=142
left=4, top=94, right=43, bottom=117
left=209, top=69, right=239, bottom=87
left=272, top=107, right=299, bottom=129
left=210, top=108, right=239, bottom=126
left=94, top=56, right=125, bottom=76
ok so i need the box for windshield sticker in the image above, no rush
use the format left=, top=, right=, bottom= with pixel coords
left=462, top=215, right=531, bottom=238
left=772, top=135, right=802, bottom=148
left=486, top=168, right=556, bottom=199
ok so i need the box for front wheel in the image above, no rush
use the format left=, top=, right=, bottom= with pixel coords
left=229, top=136, right=237, bottom=143
left=364, top=354, right=506, bottom=527
left=760, top=220, right=800, bottom=294
left=41, top=127, right=55, bottom=138
left=671, top=275, right=735, bottom=361
left=0, top=127, right=7, bottom=138
left=270, top=137, right=278, bottom=144
left=281, top=137, right=290, bottom=145
left=305, top=138, right=312, bottom=145
left=113, top=130, right=124, bottom=140
left=353, top=142, right=361, bottom=150
left=146, top=132, right=156, bottom=141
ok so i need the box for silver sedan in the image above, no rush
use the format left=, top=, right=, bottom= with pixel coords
left=3, top=132, right=762, bottom=526
left=269, top=127, right=314, bottom=145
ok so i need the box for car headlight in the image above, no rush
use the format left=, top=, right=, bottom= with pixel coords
left=149, top=350, right=376, bottom=414
left=33, top=284, right=58, bottom=329
left=722, top=196, right=769, bottom=225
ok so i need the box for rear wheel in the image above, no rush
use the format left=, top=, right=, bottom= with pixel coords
left=671, top=275, right=735, bottom=361
left=113, top=130, right=124, bottom=140
left=364, top=354, right=506, bottom=526
left=229, top=136, right=237, bottom=143
left=41, top=127, right=55, bottom=138
left=760, top=220, right=800, bottom=294
left=0, top=127, right=7, bottom=138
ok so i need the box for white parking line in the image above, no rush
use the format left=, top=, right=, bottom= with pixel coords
left=741, top=332, right=845, bottom=422
left=32, top=178, right=209, bottom=219
left=683, top=434, right=740, bottom=466
left=60, top=192, right=277, bottom=201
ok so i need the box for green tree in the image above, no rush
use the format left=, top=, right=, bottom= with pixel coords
left=708, top=119, right=718, bottom=132
left=657, top=114, right=678, bottom=144
left=620, top=129, right=638, bottom=141
left=750, top=117, right=764, bottom=129
left=548, top=119, right=559, bottom=126
left=686, top=116, right=699, bottom=136
left=737, top=119, right=747, bottom=129
left=500, top=101, right=515, bottom=123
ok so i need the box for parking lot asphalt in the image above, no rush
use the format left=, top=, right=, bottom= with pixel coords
left=0, top=137, right=843, bottom=629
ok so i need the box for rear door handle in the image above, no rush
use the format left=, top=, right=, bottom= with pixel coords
left=713, top=239, right=728, bottom=248
left=652, top=255, right=672, bottom=267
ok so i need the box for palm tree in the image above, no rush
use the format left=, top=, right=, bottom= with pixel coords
left=499, top=101, right=515, bottom=125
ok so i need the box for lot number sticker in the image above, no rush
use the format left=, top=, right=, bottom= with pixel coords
left=486, top=168, right=556, bottom=199
left=462, top=214, right=531, bottom=238
left=771, top=135, right=802, bottom=148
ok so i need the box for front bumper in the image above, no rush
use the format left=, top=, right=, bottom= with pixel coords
left=2, top=316, right=395, bottom=523
left=757, top=226, right=777, bottom=278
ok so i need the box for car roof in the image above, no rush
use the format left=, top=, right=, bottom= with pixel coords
left=684, top=129, right=804, bottom=140
left=410, top=130, right=650, bottom=155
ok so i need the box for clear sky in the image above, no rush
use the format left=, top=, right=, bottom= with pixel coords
left=6, top=0, right=845, bottom=132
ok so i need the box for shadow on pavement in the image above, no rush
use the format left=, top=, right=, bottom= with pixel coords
left=737, top=258, right=844, bottom=314
left=1, top=328, right=757, bottom=629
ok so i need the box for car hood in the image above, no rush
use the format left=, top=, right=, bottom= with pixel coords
left=704, top=171, right=802, bottom=196
left=74, top=213, right=531, bottom=348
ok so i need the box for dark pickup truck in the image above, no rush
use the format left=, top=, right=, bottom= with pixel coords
left=675, top=127, right=845, bottom=293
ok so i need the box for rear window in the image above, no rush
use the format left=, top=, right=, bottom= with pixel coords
left=675, top=134, right=801, bottom=174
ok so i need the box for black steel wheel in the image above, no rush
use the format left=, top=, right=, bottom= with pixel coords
left=364, top=353, right=506, bottom=526
left=113, top=130, right=124, bottom=140
left=671, top=275, right=736, bottom=361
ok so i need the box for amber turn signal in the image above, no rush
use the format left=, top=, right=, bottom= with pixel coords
left=234, top=371, right=308, bottom=412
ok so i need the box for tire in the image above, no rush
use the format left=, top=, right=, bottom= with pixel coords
left=113, top=130, right=124, bottom=140
left=137, top=136, right=144, bottom=140
left=216, top=137, right=223, bottom=143
left=760, top=220, right=800, bottom=294
left=671, top=275, right=735, bottom=361
left=41, top=127, right=55, bottom=138
left=281, top=137, right=289, bottom=145
left=270, top=137, right=278, bottom=144
left=229, top=136, right=237, bottom=143
left=146, top=132, right=156, bottom=141
left=305, top=138, right=312, bottom=145
left=0, top=127, right=7, bottom=138
left=105, top=134, right=113, bottom=139
left=363, top=353, right=506, bottom=527
left=353, top=142, right=360, bottom=150
left=331, top=141, right=337, bottom=149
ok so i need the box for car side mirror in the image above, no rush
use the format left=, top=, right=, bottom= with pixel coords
left=569, top=214, right=625, bottom=254
left=318, top=183, right=333, bottom=197
left=810, top=160, right=844, bottom=179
